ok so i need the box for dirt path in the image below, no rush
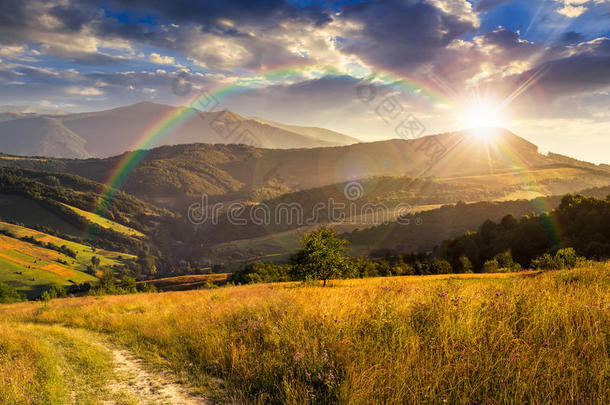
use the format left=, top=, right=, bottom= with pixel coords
left=98, top=341, right=211, bottom=405
left=12, top=323, right=213, bottom=405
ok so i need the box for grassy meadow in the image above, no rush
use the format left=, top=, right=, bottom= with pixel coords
left=0, top=221, right=135, bottom=297
left=60, top=203, right=145, bottom=238
left=0, top=263, right=608, bottom=404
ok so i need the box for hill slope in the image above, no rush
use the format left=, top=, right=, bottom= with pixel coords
left=0, top=221, right=137, bottom=298
left=0, top=116, right=89, bottom=158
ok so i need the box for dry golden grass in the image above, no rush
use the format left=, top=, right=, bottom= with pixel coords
left=1, top=264, right=608, bottom=404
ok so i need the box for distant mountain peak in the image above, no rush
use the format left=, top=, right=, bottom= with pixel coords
left=0, top=101, right=360, bottom=158
left=0, top=105, right=69, bottom=115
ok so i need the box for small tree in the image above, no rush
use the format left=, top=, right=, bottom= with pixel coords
left=531, top=253, right=556, bottom=270
left=0, top=282, right=26, bottom=303
left=98, top=268, right=116, bottom=293
left=290, top=226, right=350, bottom=286
left=459, top=255, right=473, bottom=273
left=430, top=258, right=452, bottom=274
left=482, top=258, right=500, bottom=273
left=554, top=248, right=577, bottom=269
left=120, top=276, right=137, bottom=293
left=91, top=256, right=101, bottom=267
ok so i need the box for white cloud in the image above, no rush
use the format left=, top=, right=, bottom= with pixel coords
left=149, top=53, right=176, bottom=65
left=554, top=0, right=608, bottom=17
left=65, top=86, right=104, bottom=96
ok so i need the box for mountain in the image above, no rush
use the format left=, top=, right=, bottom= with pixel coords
left=251, top=117, right=360, bottom=145
left=0, top=102, right=359, bottom=158
left=0, top=117, right=89, bottom=158
left=0, top=105, right=69, bottom=115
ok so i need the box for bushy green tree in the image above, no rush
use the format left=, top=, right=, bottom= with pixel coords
left=430, top=258, right=452, bottom=274
left=554, top=248, right=578, bottom=269
left=459, top=255, right=473, bottom=273
left=120, top=276, right=137, bottom=293
left=531, top=253, right=556, bottom=270
left=98, top=268, right=116, bottom=293
left=0, top=282, right=26, bottom=303
left=482, top=258, right=500, bottom=273
left=290, top=226, right=350, bottom=286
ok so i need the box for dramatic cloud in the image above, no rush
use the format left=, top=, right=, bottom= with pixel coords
left=0, top=0, right=608, bottom=162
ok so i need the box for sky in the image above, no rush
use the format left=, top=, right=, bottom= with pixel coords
left=0, top=0, right=608, bottom=163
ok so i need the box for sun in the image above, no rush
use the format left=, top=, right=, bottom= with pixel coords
left=461, top=102, right=504, bottom=129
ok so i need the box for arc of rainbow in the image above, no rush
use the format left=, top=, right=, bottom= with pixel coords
left=94, top=60, right=561, bottom=245
left=94, top=62, right=456, bottom=214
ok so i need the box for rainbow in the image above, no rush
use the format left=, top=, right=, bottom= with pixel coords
left=94, top=62, right=455, bottom=213
left=93, top=61, right=561, bottom=246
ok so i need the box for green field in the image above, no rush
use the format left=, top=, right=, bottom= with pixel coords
left=60, top=203, right=145, bottom=238
left=0, top=194, right=83, bottom=236
left=0, top=222, right=136, bottom=297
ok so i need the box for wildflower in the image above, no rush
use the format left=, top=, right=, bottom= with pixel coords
left=28, top=379, right=32, bottom=383
left=5, top=378, right=11, bottom=383
left=454, top=344, right=460, bottom=349
left=543, top=342, right=549, bottom=347
left=472, top=401, right=479, bottom=405
left=438, top=292, right=447, bottom=297
left=496, top=292, right=502, bottom=297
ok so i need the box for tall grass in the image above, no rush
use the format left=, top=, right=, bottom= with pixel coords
left=1, top=264, right=608, bottom=404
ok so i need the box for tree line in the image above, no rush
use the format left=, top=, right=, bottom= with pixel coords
left=230, top=194, right=610, bottom=285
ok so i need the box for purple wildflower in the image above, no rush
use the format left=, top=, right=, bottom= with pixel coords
left=543, top=342, right=549, bottom=347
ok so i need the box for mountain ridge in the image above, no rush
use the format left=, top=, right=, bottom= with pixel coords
left=2, top=127, right=610, bottom=213
left=0, top=102, right=360, bottom=158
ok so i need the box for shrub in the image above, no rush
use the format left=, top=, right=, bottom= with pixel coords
left=482, top=258, right=500, bottom=273
left=493, top=251, right=522, bottom=272
left=120, top=276, right=137, bottom=294
left=531, top=253, right=556, bottom=270
left=228, top=261, right=291, bottom=284
left=0, top=282, right=26, bottom=303
left=430, top=258, right=452, bottom=274
left=459, top=255, right=473, bottom=273
left=137, top=283, right=158, bottom=293
left=554, top=248, right=578, bottom=269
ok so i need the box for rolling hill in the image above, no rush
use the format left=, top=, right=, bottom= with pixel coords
left=2, top=127, right=609, bottom=210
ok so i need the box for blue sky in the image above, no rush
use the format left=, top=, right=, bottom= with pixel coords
left=0, top=0, right=608, bottom=162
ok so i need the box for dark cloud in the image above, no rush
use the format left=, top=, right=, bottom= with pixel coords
left=0, top=0, right=29, bottom=28
left=475, top=0, right=513, bottom=12
left=535, top=54, right=610, bottom=98
left=479, top=28, right=529, bottom=50
left=337, top=0, right=477, bottom=70
left=498, top=41, right=610, bottom=119
left=84, top=0, right=331, bottom=30
left=560, top=31, right=586, bottom=44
